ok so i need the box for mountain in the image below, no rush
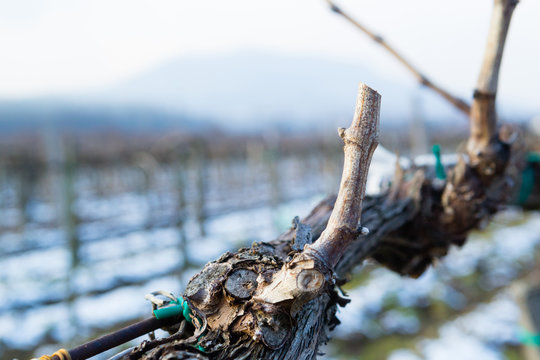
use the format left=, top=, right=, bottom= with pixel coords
left=83, top=50, right=467, bottom=131
left=1, top=50, right=512, bottom=133
left=0, top=99, right=214, bottom=134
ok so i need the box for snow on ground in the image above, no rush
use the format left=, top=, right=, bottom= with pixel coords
left=331, top=210, right=540, bottom=359
left=1, top=153, right=539, bottom=359
left=0, top=191, right=324, bottom=353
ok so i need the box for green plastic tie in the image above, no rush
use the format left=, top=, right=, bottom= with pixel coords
left=432, top=144, right=446, bottom=180
left=518, top=166, right=535, bottom=204
left=528, top=151, right=540, bottom=163
left=180, top=298, right=192, bottom=324
left=518, top=329, right=540, bottom=347
left=195, top=335, right=206, bottom=352
left=517, top=152, right=539, bottom=205
left=152, top=295, right=205, bottom=352
left=152, top=296, right=192, bottom=324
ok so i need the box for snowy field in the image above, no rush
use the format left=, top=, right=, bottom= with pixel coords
left=0, top=149, right=539, bottom=359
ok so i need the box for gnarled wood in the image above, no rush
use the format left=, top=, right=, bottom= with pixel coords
left=123, top=193, right=414, bottom=360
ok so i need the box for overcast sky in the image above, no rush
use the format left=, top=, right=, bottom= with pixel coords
left=0, top=0, right=538, bottom=111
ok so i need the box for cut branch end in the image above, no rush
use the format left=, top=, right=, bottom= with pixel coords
left=307, top=82, right=380, bottom=269
left=254, top=83, right=381, bottom=312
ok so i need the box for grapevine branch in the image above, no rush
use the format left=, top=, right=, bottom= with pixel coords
left=325, top=0, right=471, bottom=116
left=46, top=1, right=527, bottom=359
left=467, top=0, right=518, bottom=175
left=255, top=83, right=380, bottom=307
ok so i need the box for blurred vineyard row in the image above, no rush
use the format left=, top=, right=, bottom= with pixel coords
left=0, top=130, right=347, bottom=359
left=1, top=123, right=539, bottom=359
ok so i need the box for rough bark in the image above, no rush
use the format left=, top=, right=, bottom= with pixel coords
left=122, top=192, right=414, bottom=360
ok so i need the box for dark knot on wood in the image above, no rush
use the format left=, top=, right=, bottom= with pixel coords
left=473, top=89, right=497, bottom=100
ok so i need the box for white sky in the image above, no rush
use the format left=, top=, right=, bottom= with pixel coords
left=0, top=0, right=538, bottom=109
